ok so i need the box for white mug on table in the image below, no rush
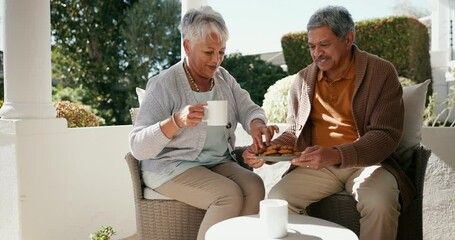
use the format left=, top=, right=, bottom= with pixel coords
left=203, top=100, right=228, bottom=126
left=260, top=199, right=288, bottom=238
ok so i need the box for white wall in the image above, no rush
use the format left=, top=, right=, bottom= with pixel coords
left=1, top=123, right=453, bottom=240
left=0, top=122, right=136, bottom=240
left=421, top=127, right=455, bottom=240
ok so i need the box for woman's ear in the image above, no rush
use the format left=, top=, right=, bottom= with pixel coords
left=183, top=39, right=191, bottom=56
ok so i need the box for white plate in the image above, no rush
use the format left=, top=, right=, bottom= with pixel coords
left=255, top=155, right=295, bottom=162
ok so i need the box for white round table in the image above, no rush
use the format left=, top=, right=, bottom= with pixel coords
left=206, top=214, right=358, bottom=240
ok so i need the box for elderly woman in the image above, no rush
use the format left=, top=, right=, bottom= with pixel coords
left=129, top=6, right=278, bottom=240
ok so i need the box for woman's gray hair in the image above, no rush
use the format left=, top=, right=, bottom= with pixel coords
left=307, top=5, right=355, bottom=40
left=179, top=6, right=229, bottom=45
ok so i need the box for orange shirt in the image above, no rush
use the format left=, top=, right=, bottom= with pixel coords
left=310, top=58, right=359, bottom=147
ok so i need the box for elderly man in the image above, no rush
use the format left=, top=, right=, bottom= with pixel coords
left=243, top=5, right=413, bottom=240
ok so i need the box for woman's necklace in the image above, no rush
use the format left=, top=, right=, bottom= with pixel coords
left=183, top=61, right=214, bottom=92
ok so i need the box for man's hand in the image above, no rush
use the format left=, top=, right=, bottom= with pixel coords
left=291, top=145, right=341, bottom=170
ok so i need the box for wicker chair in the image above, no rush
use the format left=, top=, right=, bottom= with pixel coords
left=127, top=108, right=205, bottom=239
left=125, top=152, right=203, bottom=240
left=127, top=109, right=430, bottom=239
left=125, top=147, right=248, bottom=240
left=306, top=144, right=431, bottom=240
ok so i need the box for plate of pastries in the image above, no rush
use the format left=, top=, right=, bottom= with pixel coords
left=256, top=144, right=301, bottom=162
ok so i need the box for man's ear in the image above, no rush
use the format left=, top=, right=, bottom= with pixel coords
left=346, top=32, right=354, bottom=47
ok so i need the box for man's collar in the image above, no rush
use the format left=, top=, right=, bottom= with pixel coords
left=317, top=55, right=356, bottom=82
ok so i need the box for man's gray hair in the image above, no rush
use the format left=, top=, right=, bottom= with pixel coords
left=179, top=6, right=229, bottom=44
left=307, top=5, right=355, bottom=40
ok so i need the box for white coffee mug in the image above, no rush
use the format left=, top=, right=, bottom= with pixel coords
left=203, top=100, right=228, bottom=126
left=260, top=199, right=288, bottom=238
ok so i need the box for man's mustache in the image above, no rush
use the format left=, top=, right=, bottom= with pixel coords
left=315, top=56, right=329, bottom=62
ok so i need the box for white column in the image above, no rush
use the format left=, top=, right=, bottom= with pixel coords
left=429, top=0, right=455, bottom=122
left=0, top=0, right=56, bottom=119
left=181, top=0, right=208, bottom=58
left=431, top=0, right=450, bottom=52
left=0, top=1, right=66, bottom=239
left=430, top=0, right=451, bottom=66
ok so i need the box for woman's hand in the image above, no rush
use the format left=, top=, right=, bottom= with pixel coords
left=175, top=103, right=207, bottom=128
left=249, top=119, right=280, bottom=152
left=242, top=147, right=266, bottom=169
left=160, top=103, right=207, bottom=139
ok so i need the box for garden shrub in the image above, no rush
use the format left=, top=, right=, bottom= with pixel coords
left=222, top=53, right=287, bottom=106
left=89, top=226, right=115, bottom=240
left=399, top=77, right=416, bottom=87
left=424, top=85, right=455, bottom=127
left=54, top=101, right=101, bottom=128
left=262, top=74, right=296, bottom=123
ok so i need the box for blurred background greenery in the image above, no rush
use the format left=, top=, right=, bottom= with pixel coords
left=0, top=0, right=431, bottom=126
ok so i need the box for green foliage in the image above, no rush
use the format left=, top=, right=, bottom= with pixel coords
left=121, top=0, right=181, bottom=86
left=52, top=85, right=90, bottom=104
left=50, top=0, right=181, bottom=125
left=356, top=17, right=431, bottom=86
left=281, top=33, right=311, bottom=75
left=221, top=53, right=287, bottom=106
left=51, top=0, right=132, bottom=125
left=281, top=16, right=432, bottom=88
left=423, top=93, right=437, bottom=127
left=55, top=101, right=102, bottom=128
left=0, top=99, right=3, bottom=108
left=398, top=76, right=416, bottom=87
left=89, top=226, right=115, bottom=240
left=423, top=85, right=455, bottom=127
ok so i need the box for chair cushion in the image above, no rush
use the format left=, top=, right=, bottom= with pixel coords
left=396, top=79, right=431, bottom=155
left=136, top=87, right=145, bottom=106
left=130, top=87, right=145, bottom=125
left=143, top=187, right=174, bottom=200
left=130, top=108, right=139, bottom=125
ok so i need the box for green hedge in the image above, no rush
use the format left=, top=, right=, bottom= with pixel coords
left=281, top=16, right=431, bottom=86
left=221, top=53, right=287, bottom=106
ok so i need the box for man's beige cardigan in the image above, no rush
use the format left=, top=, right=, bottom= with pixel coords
left=274, top=45, right=415, bottom=211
